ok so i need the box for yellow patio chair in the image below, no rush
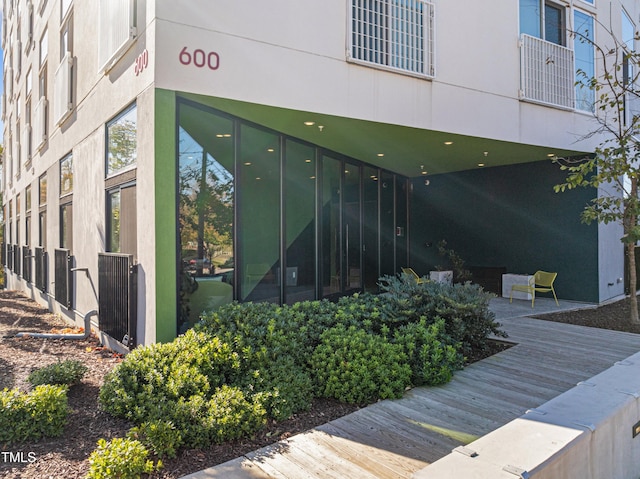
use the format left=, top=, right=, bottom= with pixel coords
left=402, top=267, right=427, bottom=284
left=510, top=270, right=558, bottom=308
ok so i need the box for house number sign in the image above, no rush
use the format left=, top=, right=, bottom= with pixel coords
left=134, top=49, right=149, bottom=76
left=179, top=47, right=220, bottom=70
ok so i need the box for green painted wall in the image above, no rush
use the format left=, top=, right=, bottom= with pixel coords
left=155, top=89, right=178, bottom=342
left=409, top=160, right=599, bottom=302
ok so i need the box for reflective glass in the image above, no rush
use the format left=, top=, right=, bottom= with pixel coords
left=178, top=102, right=235, bottom=328
left=238, top=124, right=280, bottom=303
left=285, top=140, right=316, bottom=304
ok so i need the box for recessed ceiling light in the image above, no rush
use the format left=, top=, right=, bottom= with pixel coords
left=444, top=141, right=453, bottom=145
left=267, top=148, right=275, bottom=153
left=477, top=163, right=485, bottom=167
left=304, top=121, right=315, bottom=126
left=223, top=134, right=231, bottom=138
left=256, top=177, right=262, bottom=180
left=305, top=159, right=312, bottom=163
left=547, top=153, right=555, bottom=157
left=421, top=171, right=428, bottom=175
left=377, top=153, right=385, bottom=157
left=244, top=162, right=252, bottom=166
left=216, top=134, right=224, bottom=138
left=310, top=176, right=316, bottom=179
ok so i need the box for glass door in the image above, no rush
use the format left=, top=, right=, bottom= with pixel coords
left=344, top=162, right=362, bottom=294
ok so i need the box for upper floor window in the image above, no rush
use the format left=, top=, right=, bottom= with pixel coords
left=348, top=0, right=435, bottom=79
left=98, top=0, right=137, bottom=73
left=106, top=103, right=137, bottom=176
left=60, top=153, right=73, bottom=196
left=39, top=27, right=48, bottom=68
left=574, top=10, right=595, bottom=111
left=520, top=0, right=566, bottom=46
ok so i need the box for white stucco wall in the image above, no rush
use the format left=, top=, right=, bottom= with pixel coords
left=153, top=0, right=615, bottom=154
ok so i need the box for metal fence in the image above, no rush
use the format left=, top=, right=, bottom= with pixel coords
left=54, top=248, right=73, bottom=309
left=22, top=247, right=32, bottom=283
left=98, top=253, right=137, bottom=348
left=35, top=247, right=47, bottom=292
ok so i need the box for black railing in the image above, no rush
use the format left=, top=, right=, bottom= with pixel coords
left=22, top=247, right=33, bottom=283
left=6, top=245, right=12, bottom=271
left=98, top=253, right=137, bottom=348
left=13, top=245, right=20, bottom=276
left=54, top=248, right=73, bottom=309
left=35, top=247, right=48, bottom=293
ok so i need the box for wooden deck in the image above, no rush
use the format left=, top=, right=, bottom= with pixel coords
left=182, top=303, right=640, bottom=479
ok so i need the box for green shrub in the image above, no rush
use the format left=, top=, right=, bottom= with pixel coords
left=395, top=318, right=464, bottom=386
left=27, top=359, right=88, bottom=387
left=379, top=274, right=507, bottom=357
left=127, top=420, right=183, bottom=459
left=0, top=385, right=69, bottom=444
left=86, top=437, right=160, bottom=479
left=170, top=385, right=267, bottom=448
left=311, top=324, right=412, bottom=404
left=99, top=329, right=240, bottom=423
left=247, top=357, right=314, bottom=421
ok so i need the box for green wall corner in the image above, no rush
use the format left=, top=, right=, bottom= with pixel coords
left=154, top=89, right=177, bottom=343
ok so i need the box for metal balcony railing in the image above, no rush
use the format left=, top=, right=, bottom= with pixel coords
left=520, top=34, right=575, bottom=110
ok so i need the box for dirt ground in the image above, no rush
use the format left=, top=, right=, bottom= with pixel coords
left=0, top=290, right=638, bottom=478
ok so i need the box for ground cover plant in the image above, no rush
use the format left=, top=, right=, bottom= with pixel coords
left=96, top=276, right=504, bottom=470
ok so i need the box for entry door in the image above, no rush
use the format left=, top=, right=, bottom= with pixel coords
left=120, top=185, right=137, bottom=258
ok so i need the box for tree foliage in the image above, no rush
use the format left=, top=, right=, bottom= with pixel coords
left=555, top=22, right=640, bottom=323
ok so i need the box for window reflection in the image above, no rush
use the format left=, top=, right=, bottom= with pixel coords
left=178, top=103, right=234, bottom=330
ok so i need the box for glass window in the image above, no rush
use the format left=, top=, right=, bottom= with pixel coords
left=321, top=155, right=341, bottom=296
left=107, top=190, right=121, bottom=252
left=178, top=101, right=235, bottom=328
left=39, top=175, right=47, bottom=205
left=60, top=153, right=73, bottom=195
left=238, top=124, right=280, bottom=303
left=61, top=0, right=72, bottom=20
left=106, top=104, right=137, bottom=176
left=363, top=167, right=379, bottom=292
left=519, top=0, right=565, bottom=46
left=60, top=203, right=72, bottom=249
left=285, top=140, right=316, bottom=304
left=25, top=185, right=31, bottom=212
left=39, top=27, right=47, bottom=67
left=574, top=10, right=595, bottom=111
left=60, top=13, right=73, bottom=58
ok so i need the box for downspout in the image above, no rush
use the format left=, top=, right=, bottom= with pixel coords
left=15, top=309, right=98, bottom=340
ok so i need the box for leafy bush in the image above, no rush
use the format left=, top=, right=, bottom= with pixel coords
left=395, top=318, right=463, bottom=386
left=0, top=385, right=69, bottom=443
left=127, top=420, right=183, bottom=459
left=87, top=437, right=160, bottom=479
left=311, top=324, right=412, bottom=404
left=99, top=329, right=240, bottom=423
left=379, top=274, right=506, bottom=357
left=27, top=359, right=88, bottom=387
left=169, top=385, right=266, bottom=447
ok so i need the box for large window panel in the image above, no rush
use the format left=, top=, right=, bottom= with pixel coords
left=238, top=124, right=280, bottom=303
left=178, top=102, right=235, bottom=328
left=107, top=103, right=137, bottom=176
left=574, top=10, right=595, bottom=111
left=321, top=155, right=342, bottom=296
left=363, top=167, right=379, bottom=292
left=285, top=140, right=316, bottom=304
left=344, top=162, right=362, bottom=293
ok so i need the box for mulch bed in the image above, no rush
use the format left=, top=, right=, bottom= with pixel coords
left=0, top=290, right=638, bottom=478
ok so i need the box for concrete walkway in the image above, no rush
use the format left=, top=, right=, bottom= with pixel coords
left=181, top=297, right=639, bottom=479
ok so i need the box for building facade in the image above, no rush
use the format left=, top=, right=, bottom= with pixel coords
left=1, top=0, right=635, bottom=348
